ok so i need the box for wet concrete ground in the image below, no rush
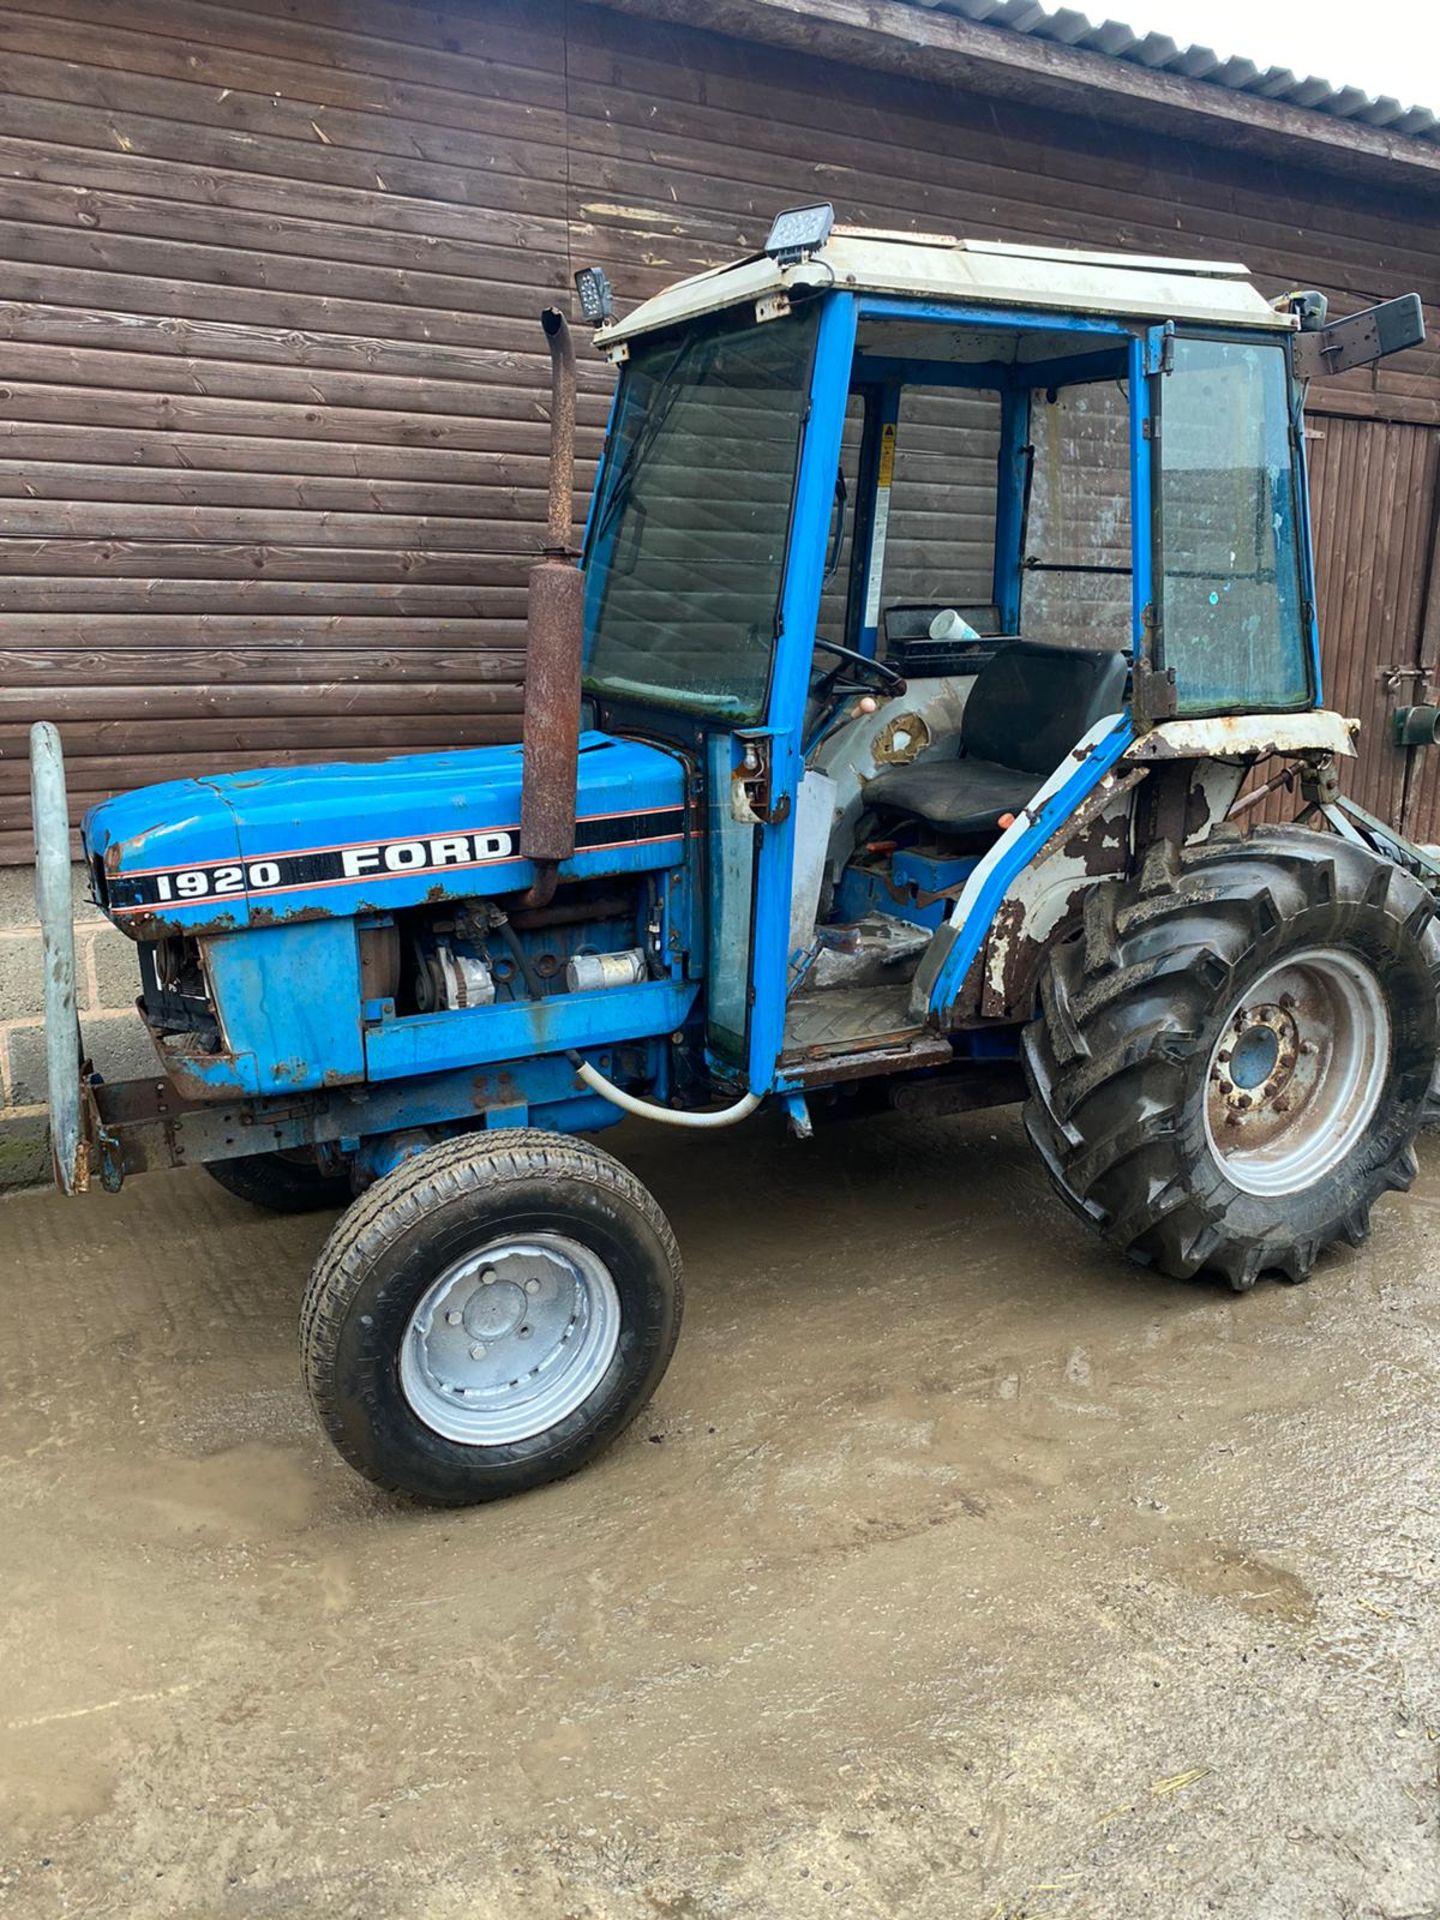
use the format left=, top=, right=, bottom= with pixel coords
left=2, top=1107, right=1438, bottom=1919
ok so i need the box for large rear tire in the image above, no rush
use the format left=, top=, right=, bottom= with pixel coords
left=1023, top=828, right=1440, bottom=1290
left=300, top=1130, right=682, bottom=1505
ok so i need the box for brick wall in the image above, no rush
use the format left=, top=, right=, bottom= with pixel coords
left=0, top=868, right=154, bottom=1187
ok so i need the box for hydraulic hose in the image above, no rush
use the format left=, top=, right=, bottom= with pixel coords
left=515, top=924, right=759, bottom=1126
left=567, top=1052, right=763, bottom=1129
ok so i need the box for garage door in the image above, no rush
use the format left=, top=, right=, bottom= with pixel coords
left=1306, top=412, right=1440, bottom=840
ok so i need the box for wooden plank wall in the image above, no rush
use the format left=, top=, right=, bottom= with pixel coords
left=0, top=0, right=588, bottom=860
left=0, top=0, right=1437, bottom=859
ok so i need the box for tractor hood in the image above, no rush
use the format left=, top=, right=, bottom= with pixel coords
left=86, top=732, right=689, bottom=940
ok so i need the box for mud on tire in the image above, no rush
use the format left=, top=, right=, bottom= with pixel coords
left=1023, top=827, right=1440, bottom=1290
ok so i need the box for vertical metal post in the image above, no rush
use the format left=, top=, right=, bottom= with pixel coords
left=746, top=292, right=859, bottom=1095
left=1129, top=329, right=1175, bottom=724
left=993, top=382, right=1032, bottom=634
left=29, top=721, right=87, bottom=1193
left=851, top=382, right=901, bottom=660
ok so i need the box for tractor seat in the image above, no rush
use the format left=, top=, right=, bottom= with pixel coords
left=865, top=640, right=1129, bottom=838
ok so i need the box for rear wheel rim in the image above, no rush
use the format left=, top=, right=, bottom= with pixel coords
left=1204, top=947, right=1390, bottom=1198
left=399, top=1232, right=621, bottom=1446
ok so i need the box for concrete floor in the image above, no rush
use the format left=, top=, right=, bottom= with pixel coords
left=2, top=1108, right=1439, bottom=1920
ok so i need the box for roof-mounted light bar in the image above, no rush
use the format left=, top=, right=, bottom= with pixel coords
left=763, top=203, right=834, bottom=267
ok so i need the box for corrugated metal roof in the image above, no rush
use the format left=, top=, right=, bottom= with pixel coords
left=901, top=0, right=1439, bottom=143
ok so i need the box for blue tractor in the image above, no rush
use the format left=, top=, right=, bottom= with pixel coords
left=31, top=207, right=1440, bottom=1503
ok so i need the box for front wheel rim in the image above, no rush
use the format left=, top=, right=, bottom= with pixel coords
left=399, top=1232, right=621, bottom=1446
left=1203, top=947, right=1391, bottom=1198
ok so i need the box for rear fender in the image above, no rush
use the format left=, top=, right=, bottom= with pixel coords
left=917, top=712, right=1350, bottom=1030
left=974, top=755, right=1248, bottom=1023
left=914, top=714, right=1132, bottom=1026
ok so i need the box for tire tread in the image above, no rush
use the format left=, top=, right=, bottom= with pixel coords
left=300, top=1129, right=682, bottom=1503
left=1023, top=826, right=1440, bottom=1289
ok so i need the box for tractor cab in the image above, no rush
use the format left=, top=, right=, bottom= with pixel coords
left=580, top=213, right=1339, bottom=1095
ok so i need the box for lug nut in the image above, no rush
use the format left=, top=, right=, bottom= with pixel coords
left=1218, top=1049, right=1232, bottom=1065
left=481, top=1270, right=497, bottom=1286
left=525, top=1278, right=541, bottom=1295
left=1274, top=1097, right=1290, bottom=1112
left=446, top=1310, right=463, bottom=1326
left=1300, top=1040, right=1317, bottom=1057
left=1279, top=993, right=1297, bottom=1011
left=470, top=1344, right=486, bottom=1360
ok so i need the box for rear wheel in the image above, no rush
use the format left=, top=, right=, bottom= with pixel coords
left=1023, top=828, right=1440, bottom=1290
left=207, top=1151, right=351, bottom=1214
left=300, top=1130, right=682, bottom=1504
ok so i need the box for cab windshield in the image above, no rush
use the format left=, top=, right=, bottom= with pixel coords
left=583, top=305, right=819, bottom=719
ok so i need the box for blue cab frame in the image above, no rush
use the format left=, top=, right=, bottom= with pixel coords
left=740, top=291, right=1323, bottom=1094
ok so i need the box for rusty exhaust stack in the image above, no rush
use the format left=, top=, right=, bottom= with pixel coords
left=517, top=306, right=584, bottom=908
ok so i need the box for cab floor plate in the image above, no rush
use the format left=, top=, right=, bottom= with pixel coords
left=782, top=982, right=923, bottom=1058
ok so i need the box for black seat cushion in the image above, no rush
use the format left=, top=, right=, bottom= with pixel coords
left=860, top=757, right=1040, bottom=837
left=960, top=640, right=1129, bottom=777
left=865, top=640, right=1128, bottom=836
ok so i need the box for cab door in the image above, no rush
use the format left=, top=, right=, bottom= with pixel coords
left=703, top=294, right=858, bottom=1090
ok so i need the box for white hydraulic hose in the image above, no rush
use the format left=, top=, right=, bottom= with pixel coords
left=570, top=1054, right=763, bottom=1129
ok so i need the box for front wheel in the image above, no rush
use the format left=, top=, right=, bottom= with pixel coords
left=1023, top=828, right=1440, bottom=1291
left=207, top=1151, right=351, bottom=1214
left=300, top=1130, right=682, bottom=1504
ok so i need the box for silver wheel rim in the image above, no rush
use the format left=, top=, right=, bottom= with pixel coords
left=399, top=1233, right=621, bottom=1446
left=1203, top=947, right=1391, bottom=1198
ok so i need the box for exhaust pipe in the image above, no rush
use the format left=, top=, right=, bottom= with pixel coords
left=517, top=306, right=584, bottom=908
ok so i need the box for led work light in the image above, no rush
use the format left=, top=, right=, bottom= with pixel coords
left=573, top=265, right=614, bottom=325
left=763, top=203, right=835, bottom=266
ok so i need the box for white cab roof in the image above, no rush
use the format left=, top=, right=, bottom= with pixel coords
left=595, top=229, right=1294, bottom=348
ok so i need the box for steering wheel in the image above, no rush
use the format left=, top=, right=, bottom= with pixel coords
left=811, top=636, right=907, bottom=702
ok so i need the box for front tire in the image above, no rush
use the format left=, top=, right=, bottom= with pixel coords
left=300, top=1130, right=682, bottom=1505
left=207, top=1150, right=351, bottom=1214
left=1023, top=828, right=1440, bottom=1290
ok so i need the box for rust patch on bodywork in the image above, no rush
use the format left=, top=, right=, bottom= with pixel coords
left=871, top=712, right=933, bottom=766
left=247, top=903, right=332, bottom=928
left=978, top=768, right=1146, bottom=1022
left=983, top=897, right=1032, bottom=1020
left=153, top=1028, right=243, bottom=1102
left=1058, top=803, right=1130, bottom=875
left=121, top=910, right=240, bottom=944
left=1126, top=712, right=1358, bottom=762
